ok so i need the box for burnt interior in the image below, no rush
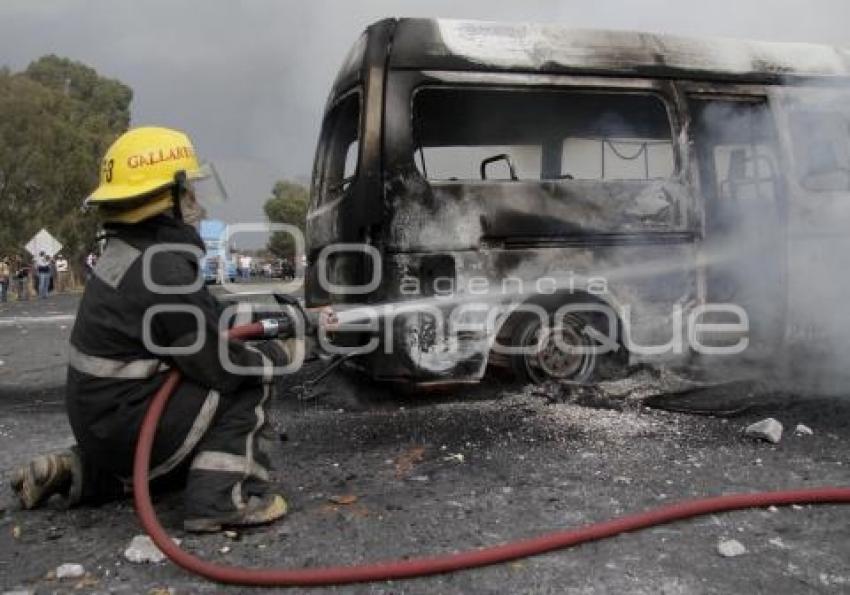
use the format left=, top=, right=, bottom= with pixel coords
left=412, top=87, right=673, bottom=181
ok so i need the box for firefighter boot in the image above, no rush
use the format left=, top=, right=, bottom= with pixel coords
left=183, top=493, right=288, bottom=533
left=10, top=449, right=82, bottom=509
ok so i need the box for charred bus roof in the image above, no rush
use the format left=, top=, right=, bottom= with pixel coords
left=333, top=18, right=850, bottom=93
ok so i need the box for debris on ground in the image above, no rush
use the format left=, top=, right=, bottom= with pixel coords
left=394, top=446, right=426, bottom=478
left=124, top=534, right=180, bottom=564
left=768, top=537, right=788, bottom=549
left=443, top=453, right=465, bottom=463
left=54, top=563, right=85, bottom=579
left=11, top=525, right=21, bottom=539
left=562, top=368, right=718, bottom=410
left=744, top=418, right=783, bottom=444
left=717, top=538, right=748, bottom=557
left=219, top=546, right=231, bottom=554
left=73, top=575, right=99, bottom=590
left=224, top=530, right=239, bottom=540
left=329, top=494, right=358, bottom=505
left=592, top=369, right=678, bottom=400
left=795, top=424, right=814, bottom=436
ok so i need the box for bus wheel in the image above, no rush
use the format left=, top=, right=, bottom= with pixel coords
left=511, top=313, right=597, bottom=384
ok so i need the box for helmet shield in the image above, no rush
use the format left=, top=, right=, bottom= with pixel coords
left=187, top=161, right=228, bottom=209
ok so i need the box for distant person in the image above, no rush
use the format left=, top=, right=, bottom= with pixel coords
left=55, top=254, right=69, bottom=293
left=0, top=257, right=9, bottom=303
left=35, top=251, right=51, bottom=299
left=85, top=252, right=97, bottom=281
left=239, top=254, right=251, bottom=280
left=48, top=255, right=57, bottom=294
left=14, top=256, right=29, bottom=301
left=281, top=258, right=294, bottom=281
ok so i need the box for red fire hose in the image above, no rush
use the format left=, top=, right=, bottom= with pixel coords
left=133, top=321, right=850, bottom=587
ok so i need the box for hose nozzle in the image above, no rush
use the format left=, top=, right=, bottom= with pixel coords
left=259, top=318, right=282, bottom=338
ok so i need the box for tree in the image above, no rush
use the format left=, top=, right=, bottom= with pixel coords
left=263, top=180, right=308, bottom=259
left=0, top=55, right=132, bottom=275
left=25, top=55, right=132, bottom=132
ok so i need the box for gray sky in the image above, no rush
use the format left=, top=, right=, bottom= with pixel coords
left=1, top=0, right=848, bottom=243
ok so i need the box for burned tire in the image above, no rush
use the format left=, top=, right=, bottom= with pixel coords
left=510, top=313, right=597, bottom=384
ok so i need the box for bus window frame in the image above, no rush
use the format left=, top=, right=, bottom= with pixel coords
left=310, top=86, right=364, bottom=213
left=408, top=82, right=682, bottom=184
left=388, top=71, right=685, bottom=183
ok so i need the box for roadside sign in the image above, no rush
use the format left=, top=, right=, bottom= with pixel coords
left=25, top=229, right=63, bottom=258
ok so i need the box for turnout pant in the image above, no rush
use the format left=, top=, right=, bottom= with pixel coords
left=69, top=378, right=275, bottom=518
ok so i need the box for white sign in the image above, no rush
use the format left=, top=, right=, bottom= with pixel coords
left=25, top=229, right=63, bottom=258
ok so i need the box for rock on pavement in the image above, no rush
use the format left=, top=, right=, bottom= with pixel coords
left=124, top=534, right=180, bottom=564
left=744, top=418, right=783, bottom=444
left=55, top=563, right=85, bottom=579
left=717, top=538, right=748, bottom=557
left=795, top=423, right=814, bottom=436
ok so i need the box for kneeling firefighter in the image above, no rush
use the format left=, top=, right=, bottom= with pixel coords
left=11, top=127, right=324, bottom=532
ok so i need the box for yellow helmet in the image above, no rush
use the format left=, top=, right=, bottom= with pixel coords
left=86, top=126, right=204, bottom=224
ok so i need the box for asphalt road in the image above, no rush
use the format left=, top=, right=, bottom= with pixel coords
left=0, top=293, right=848, bottom=594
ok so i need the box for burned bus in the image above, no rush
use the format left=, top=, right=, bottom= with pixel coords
left=305, top=18, right=850, bottom=386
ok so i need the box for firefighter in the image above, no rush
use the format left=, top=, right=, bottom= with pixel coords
left=10, top=127, right=322, bottom=532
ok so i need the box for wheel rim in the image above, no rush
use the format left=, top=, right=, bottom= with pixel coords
left=521, top=316, right=596, bottom=383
